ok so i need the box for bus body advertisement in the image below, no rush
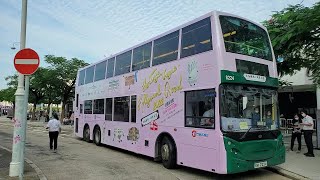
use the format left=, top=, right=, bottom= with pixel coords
left=74, top=11, right=285, bottom=174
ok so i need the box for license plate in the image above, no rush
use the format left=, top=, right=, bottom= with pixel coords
left=254, top=161, right=267, bottom=168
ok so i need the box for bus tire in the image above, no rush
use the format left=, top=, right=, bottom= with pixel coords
left=161, top=136, right=176, bottom=169
left=93, top=126, right=101, bottom=146
left=83, top=125, right=90, bottom=142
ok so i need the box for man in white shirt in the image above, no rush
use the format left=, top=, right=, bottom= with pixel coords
left=46, top=113, right=61, bottom=152
left=300, top=110, right=314, bottom=157
left=201, top=104, right=214, bottom=127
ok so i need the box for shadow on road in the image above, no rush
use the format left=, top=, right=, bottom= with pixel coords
left=73, top=137, right=279, bottom=180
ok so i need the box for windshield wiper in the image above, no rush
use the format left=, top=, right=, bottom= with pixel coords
left=240, top=125, right=266, bottom=139
left=240, top=126, right=255, bottom=140
left=240, top=125, right=276, bottom=140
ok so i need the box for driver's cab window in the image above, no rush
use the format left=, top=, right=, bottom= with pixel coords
left=185, top=89, right=215, bottom=128
left=220, top=85, right=279, bottom=131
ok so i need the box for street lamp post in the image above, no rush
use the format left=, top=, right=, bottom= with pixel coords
left=10, top=42, right=20, bottom=50
left=9, top=0, right=28, bottom=179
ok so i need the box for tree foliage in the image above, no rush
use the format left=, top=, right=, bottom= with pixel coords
left=263, top=2, right=320, bottom=85
left=0, top=87, right=16, bottom=102
left=44, top=55, right=88, bottom=119
left=0, top=74, right=18, bottom=103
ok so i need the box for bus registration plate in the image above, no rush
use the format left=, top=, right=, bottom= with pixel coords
left=254, top=161, right=267, bottom=168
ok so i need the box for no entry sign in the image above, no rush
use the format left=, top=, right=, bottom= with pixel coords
left=14, top=48, right=40, bottom=75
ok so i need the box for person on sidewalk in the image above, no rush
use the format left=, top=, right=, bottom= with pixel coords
left=46, top=113, right=61, bottom=152
left=290, top=114, right=302, bottom=152
left=300, top=110, right=314, bottom=157
left=69, top=111, right=74, bottom=126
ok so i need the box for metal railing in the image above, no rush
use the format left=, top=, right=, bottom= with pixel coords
left=280, top=118, right=317, bottom=134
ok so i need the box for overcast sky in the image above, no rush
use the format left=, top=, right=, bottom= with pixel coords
left=0, top=0, right=317, bottom=89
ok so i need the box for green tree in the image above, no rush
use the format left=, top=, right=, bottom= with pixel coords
left=0, top=87, right=16, bottom=103
left=45, top=55, right=88, bottom=120
left=0, top=74, right=18, bottom=104
left=263, top=2, right=320, bottom=85
left=29, top=67, right=51, bottom=119
left=41, top=68, right=62, bottom=115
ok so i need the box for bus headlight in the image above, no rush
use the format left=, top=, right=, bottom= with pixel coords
left=278, top=140, right=284, bottom=149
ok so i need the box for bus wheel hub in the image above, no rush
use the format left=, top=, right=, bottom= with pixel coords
left=95, top=132, right=100, bottom=141
left=161, top=144, right=169, bottom=161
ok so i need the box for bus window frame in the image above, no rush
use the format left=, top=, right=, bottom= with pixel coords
left=184, top=88, right=216, bottom=129
left=93, top=99, right=105, bottom=115
left=85, top=65, right=95, bottom=84
left=105, top=98, right=113, bottom=121
left=106, top=57, right=115, bottom=78
left=218, top=83, right=280, bottom=133
left=84, top=100, right=93, bottom=114
left=94, top=61, right=107, bottom=82
left=219, top=15, right=273, bottom=61
left=180, top=17, right=213, bottom=58
left=115, top=51, right=132, bottom=76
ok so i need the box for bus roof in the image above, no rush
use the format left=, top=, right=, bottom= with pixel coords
left=78, top=10, right=267, bottom=72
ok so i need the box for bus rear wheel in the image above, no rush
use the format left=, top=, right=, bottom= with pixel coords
left=161, top=136, right=176, bottom=169
left=93, top=127, right=101, bottom=146
left=83, top=126, right=90, bottom=142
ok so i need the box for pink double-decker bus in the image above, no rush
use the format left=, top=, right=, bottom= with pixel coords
left=74, top=11, right=285, bottom=174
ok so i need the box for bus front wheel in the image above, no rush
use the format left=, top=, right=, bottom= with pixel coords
left=161, top=136, right=176, bottom=169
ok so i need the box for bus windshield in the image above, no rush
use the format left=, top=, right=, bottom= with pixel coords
left=220, top=84, right=279, bottom=132
left=219, top=16, right=273, bottom=61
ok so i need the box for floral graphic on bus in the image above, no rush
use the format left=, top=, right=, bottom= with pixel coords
left=113, top=128, right=124, bottom=142
left=125, top=74, right=135, bottom=88
left=187, top=60, right=198, bottom=86
left=127, top=127, right=139, bottom=143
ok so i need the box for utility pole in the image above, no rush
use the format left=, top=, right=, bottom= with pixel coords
left=9, top=0, right=28, bottom=178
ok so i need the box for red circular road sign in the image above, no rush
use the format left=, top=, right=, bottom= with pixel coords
left=14, top=48, right=40, bottom=75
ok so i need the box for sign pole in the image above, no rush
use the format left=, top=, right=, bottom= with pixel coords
left=19, top=75, right=30, bottom=179
left=9, top=0, right=27, bottom=177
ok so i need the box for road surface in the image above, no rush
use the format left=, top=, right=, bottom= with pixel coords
left=0, top=117, right=290, bottom=180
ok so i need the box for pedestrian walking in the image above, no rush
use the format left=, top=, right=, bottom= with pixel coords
left=290, top=114, right=302, bottom=152
left=300, top=110, right=314, bottom=157
left=70, top=111, right=74, bottom=126
left=46, top=113, right=61, bottom=152
left=44, top=111, right=49, bottom=122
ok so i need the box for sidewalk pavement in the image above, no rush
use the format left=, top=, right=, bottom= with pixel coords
left=0, top=147, right=39, bottom=180
left=273, top=133, right=320, bottom=180
left=27, top=120, right=74, bottom=132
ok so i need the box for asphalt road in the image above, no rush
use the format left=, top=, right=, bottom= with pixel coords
left=0, top=118, right=290, bottom=180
